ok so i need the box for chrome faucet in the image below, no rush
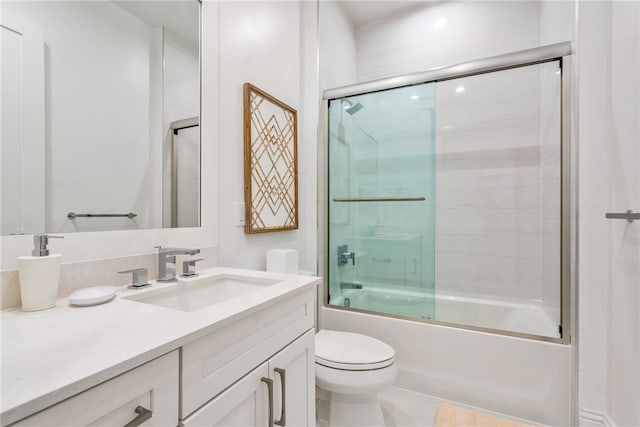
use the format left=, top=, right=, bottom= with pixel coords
left=156, top=246, right=200, bottom=282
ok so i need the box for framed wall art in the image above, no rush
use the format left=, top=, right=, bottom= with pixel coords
left=243, top=83, right=298, bottom=234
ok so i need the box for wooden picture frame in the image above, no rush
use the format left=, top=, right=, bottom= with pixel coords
left=243, top=83, right=298, bottom=234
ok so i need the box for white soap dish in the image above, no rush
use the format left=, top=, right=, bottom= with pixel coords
left=69, top=286, right=117, bottom=307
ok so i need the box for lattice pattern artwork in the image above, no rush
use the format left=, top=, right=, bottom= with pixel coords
left=243, top=83, right=298, bottom=233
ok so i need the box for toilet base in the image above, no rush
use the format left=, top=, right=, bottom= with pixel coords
left=317, top=387, right=386, bottom=427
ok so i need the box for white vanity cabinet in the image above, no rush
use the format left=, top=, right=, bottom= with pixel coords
left=12, top=350, right=179, bottom=427
left=2, top=274, right=319, bottom=427
left=181, top=289, right=316, bottom=426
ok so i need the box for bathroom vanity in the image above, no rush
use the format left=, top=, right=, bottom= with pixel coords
left=0, top=268, right=319, bottom=427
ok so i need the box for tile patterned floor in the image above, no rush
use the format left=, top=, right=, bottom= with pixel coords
left=318, top=386, right=545, bottom=427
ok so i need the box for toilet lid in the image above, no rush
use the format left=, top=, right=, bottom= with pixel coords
left=315, top=330, right=395, bottom=371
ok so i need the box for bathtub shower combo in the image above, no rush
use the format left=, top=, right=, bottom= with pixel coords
left=324, top=43, right=572, bottom=342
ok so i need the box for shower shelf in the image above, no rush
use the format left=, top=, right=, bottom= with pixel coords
left=332, top=196, right=425, bottom=202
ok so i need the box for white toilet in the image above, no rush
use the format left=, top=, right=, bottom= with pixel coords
left=315, top=329, right=397, bottom=427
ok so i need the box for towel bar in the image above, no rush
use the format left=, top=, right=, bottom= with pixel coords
left=67, top=212, right=137, bottom=219
left=333, top=196, right=425, bottom=202
left=605, top=210, right=639, bottom=222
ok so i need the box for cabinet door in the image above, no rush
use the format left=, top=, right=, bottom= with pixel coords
left=14, top=351, right=178, bottom=427
left=181, top=362, right=269, bottom=427
left=269, top=329, right=315, bottom=427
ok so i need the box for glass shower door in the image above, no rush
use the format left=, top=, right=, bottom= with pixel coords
left=328, top=83, right=436, bottom=319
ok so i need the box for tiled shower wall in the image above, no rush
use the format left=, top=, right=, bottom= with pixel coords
left=434, top=64, right=561, bottom=310
left=351, top=1, right=571, bottom=313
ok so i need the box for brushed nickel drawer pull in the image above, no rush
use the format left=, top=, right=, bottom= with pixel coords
left=274, top=368, right=286, bottom=426
left=123, top=406, right=152, bottom=427
left=262, top=377, right=274, bottom=427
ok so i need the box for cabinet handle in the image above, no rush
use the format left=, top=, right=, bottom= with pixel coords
left=262, top=377, right=274, bottom=427
left=123, top=406, right=152, bottom=427
left=274, top=368, right=286, bottom=426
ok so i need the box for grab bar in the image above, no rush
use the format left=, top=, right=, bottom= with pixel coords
left=333, top=196, right=425, bottom=202
left=67, top=212, right=137, bottom=219
left=605, top=210, right=640, bottom=223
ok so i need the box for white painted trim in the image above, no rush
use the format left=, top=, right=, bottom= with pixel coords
left=579, top=408, right=616, bottom=427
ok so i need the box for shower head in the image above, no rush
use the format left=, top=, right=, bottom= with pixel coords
left=346, top=102, right=364, bottom=115
left=342, top=99, right=364, bottom=115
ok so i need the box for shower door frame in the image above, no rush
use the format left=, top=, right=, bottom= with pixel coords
left=319, top=42, right=575, bottom=345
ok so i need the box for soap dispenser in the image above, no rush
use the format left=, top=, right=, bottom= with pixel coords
left=18, top=235, right=64, bottom=311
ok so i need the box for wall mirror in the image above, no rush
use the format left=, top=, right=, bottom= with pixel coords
left=1, top=0, right=201, bottom=235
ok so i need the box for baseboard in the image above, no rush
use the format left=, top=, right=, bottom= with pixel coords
left=579, top=408, right=616, bottom=427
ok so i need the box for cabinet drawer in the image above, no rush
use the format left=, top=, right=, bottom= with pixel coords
left=13, top=350, right=179, bottom=427
left=181, top=289, right=314, bottom=418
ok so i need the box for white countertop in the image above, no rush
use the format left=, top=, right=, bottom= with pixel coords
left=1, top=267, right=320, bottom=425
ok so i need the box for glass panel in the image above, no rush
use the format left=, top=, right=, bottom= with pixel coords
left=328, top=83, right=437, bottom=320
left=326, top=61, right=562, bottom=339
left=434, top=61, right=562, bottom=338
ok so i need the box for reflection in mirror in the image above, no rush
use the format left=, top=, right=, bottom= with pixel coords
left=0, top=0, right=200, bottom=235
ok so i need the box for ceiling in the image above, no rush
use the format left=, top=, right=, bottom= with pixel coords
left=339, top=0, right=437, bottom=27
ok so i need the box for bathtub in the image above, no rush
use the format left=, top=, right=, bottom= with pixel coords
left=322, top=287, right=572, bottom=426
left=336, top=286, right=560, bottom=338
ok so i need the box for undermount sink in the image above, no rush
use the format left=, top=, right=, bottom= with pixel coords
left=124, top=275, right=280, bottom=312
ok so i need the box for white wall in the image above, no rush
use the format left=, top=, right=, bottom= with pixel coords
left=578, top=1, right=640, bottom=426
left=540, top=0, right=575, bottom=46
left=356, top=1, right=541, bottom=82
left=215, top=1, right=318, bottom=273
left=319, top=1, right=357, bottom=90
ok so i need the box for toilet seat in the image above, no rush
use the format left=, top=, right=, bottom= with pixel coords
left=315, top=330, right=395, bottom=371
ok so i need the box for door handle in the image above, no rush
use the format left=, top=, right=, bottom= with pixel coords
left=262, top=377, right=274, bottom=427
left=274, top=368, right=286, bottom=426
